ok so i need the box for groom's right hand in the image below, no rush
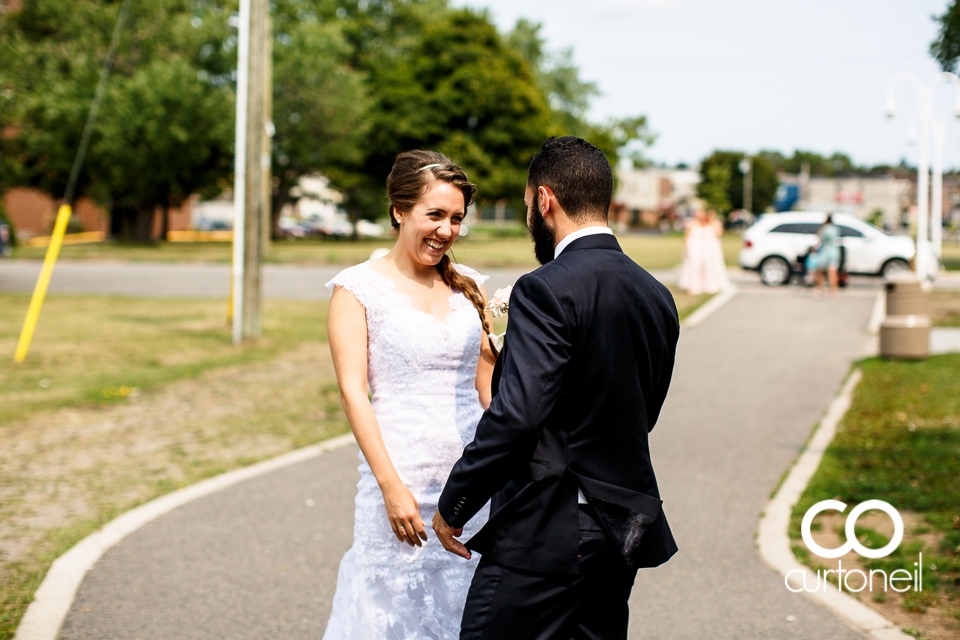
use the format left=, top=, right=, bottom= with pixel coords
left=432, top=510, right=471, bottom=559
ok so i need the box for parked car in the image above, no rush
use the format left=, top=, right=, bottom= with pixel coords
left=739, top=212, right=930, bottom=286
left=0, top=223, right=11, bottom=256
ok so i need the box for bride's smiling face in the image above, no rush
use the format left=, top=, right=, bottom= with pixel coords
left=394, top=180, right=466, bottom=266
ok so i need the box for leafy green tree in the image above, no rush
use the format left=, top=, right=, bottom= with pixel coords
left=697, top=164, right=731, bottom=214
left=3, top=0, right=653, bottom=235
left=506, top=19, right=655, bottom=172
left=699, top=150, right=778, bottom=215
left=1, top=0, right=237, bottom=240
left=269, top=9, right=370, bottom=234
left=932, top=0, right=960, bottom=72
left=758, top=149, right=857, bottom=177
left=2, top=0, right=368, bottom=240
left=331, top=6, right=558, bottom=218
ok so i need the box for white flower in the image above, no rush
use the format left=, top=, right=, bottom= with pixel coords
left=487, top=285, right=513, bottom=318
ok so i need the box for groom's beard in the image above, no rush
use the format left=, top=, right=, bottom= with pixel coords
left=528, top=199, right=556, bottom=265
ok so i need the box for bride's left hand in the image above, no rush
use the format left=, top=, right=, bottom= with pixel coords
left=381, top=480, right=428, bottom=547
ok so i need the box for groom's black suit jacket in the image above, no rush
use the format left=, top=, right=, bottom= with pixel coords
left=438, top=233, right=680, bottom=575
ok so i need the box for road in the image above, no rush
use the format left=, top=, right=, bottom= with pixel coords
left=55, top=278, right=877, bottom=639
left=0, top=260, right=528, bottom=299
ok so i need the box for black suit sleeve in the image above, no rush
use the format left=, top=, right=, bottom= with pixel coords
left=647, top=287, right=679, bottom=433
left=438, top=273, right=572, bottom=528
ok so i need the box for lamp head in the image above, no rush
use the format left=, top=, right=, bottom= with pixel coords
left=884, top=95, right=897, bottom=119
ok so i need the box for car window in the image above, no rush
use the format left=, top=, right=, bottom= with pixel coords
left=770, top=223, right=807, bottom=234
left=838, top=225, right=863, bottom=238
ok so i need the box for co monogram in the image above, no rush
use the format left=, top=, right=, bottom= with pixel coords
left=800, top=499, right=903, bottom=559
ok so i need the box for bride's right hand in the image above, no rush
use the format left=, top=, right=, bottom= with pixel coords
left=381, top=480, right=428, bottom=547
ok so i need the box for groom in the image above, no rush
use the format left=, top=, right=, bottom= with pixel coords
left=433, top=136, right=680, bottom=639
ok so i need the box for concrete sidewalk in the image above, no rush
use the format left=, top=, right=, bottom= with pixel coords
left=49, top=284, right=878, bottom=639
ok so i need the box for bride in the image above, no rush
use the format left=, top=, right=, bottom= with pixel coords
left=323, top=150, right=496, bottom=638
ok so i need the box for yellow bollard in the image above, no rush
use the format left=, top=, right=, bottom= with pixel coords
left=14, top=203, right=74, bottom=363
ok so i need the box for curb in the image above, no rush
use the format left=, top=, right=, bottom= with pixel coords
left=14, top=432, right=357, bottom=640
left=756, top=370, right=911, bottom=639
left=681, top=285, right=738, bottom=330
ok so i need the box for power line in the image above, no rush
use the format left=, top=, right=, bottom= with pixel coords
left=63, top=0, right=132, bottom=204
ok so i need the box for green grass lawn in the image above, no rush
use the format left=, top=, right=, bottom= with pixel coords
left=942, top=241, right=960, bottom=271
left=791, top=356, right=960, bottom=635
left=929, top=292, right=960, bottom=327
left=1, top=294, right=329, bottom=426
left=10, top=229, right=744, bottom=270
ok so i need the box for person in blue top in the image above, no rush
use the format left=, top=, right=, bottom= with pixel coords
left=813, top=214, right=841, bottom=297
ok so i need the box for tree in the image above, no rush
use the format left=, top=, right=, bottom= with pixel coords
left=3, top=0, right=653, bottom=234
left=932, top=0, right=960, bottom=72
left=506, top=19, right=655, bottom=172
left=1, top=0, right=237, bottom=241
left=332, top=6, right=558, bottom=219
left=698, top=150, right=778, bottom=215
left=757, top=149, right=857, bottom=177
left=269, top=9, right=370, bottom=235
left=1, top=0, right=368, bottom=240
left=697, top=164, right=730, bottom=214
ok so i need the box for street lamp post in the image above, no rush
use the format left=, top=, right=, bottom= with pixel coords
left=885, top=71, right=960, bottom=282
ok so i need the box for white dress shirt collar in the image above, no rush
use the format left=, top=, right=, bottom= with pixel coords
left=554, top=226, right=614, bottom=259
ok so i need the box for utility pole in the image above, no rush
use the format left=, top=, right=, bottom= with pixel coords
left=739, top=157, right=752, bottom=214
left=232, top=0, right=272, bottom=344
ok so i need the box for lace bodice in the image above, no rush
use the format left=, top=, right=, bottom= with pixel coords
left=323, top=261, right=491, bottom=639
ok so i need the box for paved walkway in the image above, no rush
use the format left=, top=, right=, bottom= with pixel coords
left=52, top=280, right=877, bottom=639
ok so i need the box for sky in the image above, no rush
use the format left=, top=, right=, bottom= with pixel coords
left=451, top=0, right=960, bottom=169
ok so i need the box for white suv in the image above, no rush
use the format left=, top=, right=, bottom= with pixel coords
left=739, top=212, right=922, bottom=286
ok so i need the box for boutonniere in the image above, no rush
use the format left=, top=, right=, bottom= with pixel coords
left=486, top=285, right=512, bottom=353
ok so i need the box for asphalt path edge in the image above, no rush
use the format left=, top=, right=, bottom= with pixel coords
left=14, top=432, right=357, bottom=640
left=680, top=285, right=738, bottom=330
left=756, top=369, right=911, bottom=640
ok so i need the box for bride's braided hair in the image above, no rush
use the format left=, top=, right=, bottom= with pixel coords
left=386, top=150, right=491, bottom=336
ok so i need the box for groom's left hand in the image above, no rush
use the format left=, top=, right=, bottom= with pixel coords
left=432, top=510, right=471, bottom=560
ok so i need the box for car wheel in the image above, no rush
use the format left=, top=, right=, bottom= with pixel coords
left=880, top=258, right=911, bottom=278
left=759, top=256, right=791, bottom=286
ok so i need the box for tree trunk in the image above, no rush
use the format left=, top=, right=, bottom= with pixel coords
left=161, top=205, right=170, bottom=240
left=111, top=205, right=156, bottom=243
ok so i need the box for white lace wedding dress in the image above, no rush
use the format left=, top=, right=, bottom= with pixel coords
left=322, top=261, right=490, bottom=640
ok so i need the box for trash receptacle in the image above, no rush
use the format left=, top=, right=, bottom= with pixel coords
left=880, top=273, right=929, bottom=359
left=885, top=274, right=926, bottom=316
left=879, top=314, right=931, bottom=359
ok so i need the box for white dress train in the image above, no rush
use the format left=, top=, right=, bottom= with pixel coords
left=323, top=261, right=490, bottom=640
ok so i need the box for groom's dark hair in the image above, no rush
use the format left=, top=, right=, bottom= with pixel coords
left=527, top=136, right=613, bottom=222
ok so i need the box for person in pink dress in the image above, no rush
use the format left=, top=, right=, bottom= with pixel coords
left=678, top=207, right=730, bottom=295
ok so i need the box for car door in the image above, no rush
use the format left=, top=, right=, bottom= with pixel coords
left=768, top=222, right=818, bottom=265
left=837, top=225, right=868, bottom=273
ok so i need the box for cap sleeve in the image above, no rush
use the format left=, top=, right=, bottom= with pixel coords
left=325, top=262, right=382, bottom=309
left=452, top=262, right=489, bottom=288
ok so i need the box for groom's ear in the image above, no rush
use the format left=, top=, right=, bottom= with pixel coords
left=537, top=185, right=560, bottom=220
